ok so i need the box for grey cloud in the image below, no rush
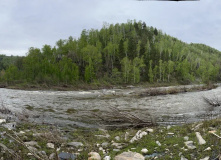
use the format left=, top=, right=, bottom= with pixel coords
left=0, top=0, right=221, bottom=56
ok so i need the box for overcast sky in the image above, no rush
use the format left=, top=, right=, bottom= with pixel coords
left=0, top=0, right=220, bottom=56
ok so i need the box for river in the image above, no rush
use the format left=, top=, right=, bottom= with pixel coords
left=0, top=85, right=221, bottom=128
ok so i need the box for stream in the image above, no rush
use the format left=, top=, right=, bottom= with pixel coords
left=0, top=85, right=221, bottom=128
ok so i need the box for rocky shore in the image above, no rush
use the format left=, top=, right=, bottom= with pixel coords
left=0, top=117, right=220, bottom=160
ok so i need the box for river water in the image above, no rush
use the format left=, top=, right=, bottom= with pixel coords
left=0, top=85, right=221, bottom=128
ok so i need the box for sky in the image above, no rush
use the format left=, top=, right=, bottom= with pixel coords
left=0, top=0, right=221, bottom=56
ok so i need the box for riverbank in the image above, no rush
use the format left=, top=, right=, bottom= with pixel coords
left=1, top=81, right=218, bottom=94
left=0, top=118, right=220, bottom=159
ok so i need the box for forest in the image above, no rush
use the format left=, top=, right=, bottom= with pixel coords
left=1, top=20, right=221, bottom=86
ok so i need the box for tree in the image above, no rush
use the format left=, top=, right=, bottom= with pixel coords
left=148, top=60, right=154, bottom=83
left=121, top=57, right=131, bottom=83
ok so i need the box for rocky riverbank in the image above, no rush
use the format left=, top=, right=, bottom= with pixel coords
left=0, top=117, right=221, bottom=160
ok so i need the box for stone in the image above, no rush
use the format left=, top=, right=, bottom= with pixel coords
left=67, top=142, right=83, bottom=148
left=146, top=128, right=154, bottom=133
left=114, top=151, right=145, bottom=160
left=167, top=132, right=174, bottom=135
left=88, top=152, right=101, bottom=160
left=141, top=148, right=148, bottom=154
left=27, top=153, right=33, bottom=156
left=24, top=141, right=38, bottom=146
left=181, top=155, right=188, bottom=160
left=49, top=153, right=55, bottom=160
left=25, top=141, right=40, bottom=148
left=112, top=143, right=124, bottom=149
left=204, top=147, right=211, bottom=151
left=184, top=141, right=196, bottom=150
left=115, top=136, right=120, bottom=141
left=113, top=149, right=120, bottom=152
left=195, top=132, right=206, bottom=145
left=125, top=132, right=130, bottom=141
left=200, top=157, right=209, bottom=160
left=101, top=142, right=109, bottom=148
left=95, top=134, right=110, bottom=139
left=99, top=147, right=103, bottom=151
left=167, top=125, right=171, bottom=130
left=0, top=119, right=6, bottom=124
left=130, top=130, right=147, bottom=143
left=19, top=131, right=25, bottom=134
left=156, top=141, right=161, bottom=146
left=47, top=143, right=55, bottom=149
left=58, top=152, right=76, bottom=160
left=104, top=156, right=111, bottom=160
left=3, top=122, right=16, bottom=130
left=27, top=146, right=38, bottom=152
left=184, top=136, right=189, bottom=141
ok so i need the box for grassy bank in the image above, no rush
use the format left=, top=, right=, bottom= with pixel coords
left=0, top=118, right=221, bottom=159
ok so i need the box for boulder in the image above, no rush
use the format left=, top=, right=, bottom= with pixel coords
left=114, top=151, right=145, bottom=160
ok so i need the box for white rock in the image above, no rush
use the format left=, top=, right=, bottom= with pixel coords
left=146, top=128, right=154, bottom=133
left=19, top=131, right=25, bottom=134
left=167, top=125, right=171, bottom=130
left=67, top=142, right=83, bottom=148
left=141, top=148, right=148, bottom=154
left=115, top=136, right=120, bottom=141
left=200, top=156, right=210, bottom=160
left=0, top=119, right=6, bottom=124
left=129, top=130, right=147, bottom=143
left=156, top=141, right=161, bottom=146
left=184, top=141, right=196, bottom=150
left=47, top=143, right=55, bottom=149
left=99, top=147, right=103, bottom=151
left=115, top=151, right=144, bottom=160
left=204, top=147, right=211, bottom=151
left=184, top=136, right=189, bottom=141
left=195, top=132, right=206, bottom=145
left=181, top=155, right=188, bottom=160
left=167, top=132, right=174, bottom=135
left=49, top=153, right=55, bottom=160
left=88, top=152, right=101, bottom=160
left=27, top=153, right=33, bottom=156
left=125, top=132, right=130, bottom=141
left=104, top=156, right=111, bottom=160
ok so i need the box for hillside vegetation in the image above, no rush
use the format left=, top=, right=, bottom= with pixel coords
left=1, top=20, right=221, bottom=86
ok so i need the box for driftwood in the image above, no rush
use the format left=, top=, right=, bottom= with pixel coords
left=92, top=106, right=155, bottom=129
left=203, top=96, right=220, bottom=107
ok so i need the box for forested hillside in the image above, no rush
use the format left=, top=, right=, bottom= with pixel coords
left=1, top=20, right=221, bottom=86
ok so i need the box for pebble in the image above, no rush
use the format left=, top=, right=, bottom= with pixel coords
left=115, top=136, right=120, bottom=141
left=184, top=141, right=196, bottom=150
left=141, top=148, right=148, bottom=154
left=204, top=147, right=211, bottom=151
left=104, top=155, right=111, bottom=160
left=156, top=141, right=161, bottom=146
left=184, top=136, right=189, bottom=141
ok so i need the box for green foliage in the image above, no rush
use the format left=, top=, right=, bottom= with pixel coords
left=1, top=20, right=221, bottom=85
